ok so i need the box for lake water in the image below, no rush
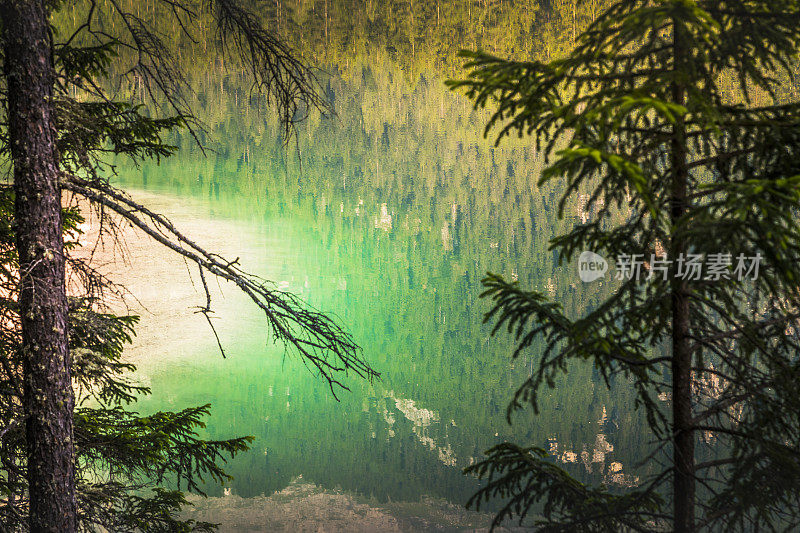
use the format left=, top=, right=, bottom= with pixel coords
left=103, top=52, right=650, bottom=530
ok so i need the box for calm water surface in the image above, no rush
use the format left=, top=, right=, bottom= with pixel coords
left=108, top=54, right=649, bottom=528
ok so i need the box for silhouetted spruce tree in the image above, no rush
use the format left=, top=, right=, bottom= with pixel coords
left=0, top=0, right=376, bottom=530
left=450, top=1, right=800, bottom=530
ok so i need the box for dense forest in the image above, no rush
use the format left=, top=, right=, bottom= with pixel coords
left=53, top=0, right=606, bottom=79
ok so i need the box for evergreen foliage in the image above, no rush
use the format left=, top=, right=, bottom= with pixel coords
left=1, top=0, right=376, bottom=529
left=0, top=188, right=251, bottom=531
left=451, top=0, right=800, bottom=530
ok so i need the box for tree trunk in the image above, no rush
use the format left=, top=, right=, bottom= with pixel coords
left=0, top=1, right=76, bottom=531
left=670, top=18, right=695, bottom=533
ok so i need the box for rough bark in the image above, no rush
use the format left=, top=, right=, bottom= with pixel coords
left=0, top=1, right=76, bottom=531
left=670, top=18, right=695, bottom=533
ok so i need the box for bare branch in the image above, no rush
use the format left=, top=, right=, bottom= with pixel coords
left=62, top=175, right=378, bottom=398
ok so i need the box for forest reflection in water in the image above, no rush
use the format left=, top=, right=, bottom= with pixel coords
left=93, top=51, right=653, bottom=527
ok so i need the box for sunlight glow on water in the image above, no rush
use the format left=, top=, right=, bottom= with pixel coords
left=95, top=56, right=650, bottom=529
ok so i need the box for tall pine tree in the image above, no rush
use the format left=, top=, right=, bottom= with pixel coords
left=450, top=1, right=800, bottom=530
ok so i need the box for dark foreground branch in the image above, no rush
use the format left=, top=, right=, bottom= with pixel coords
left=63, top=175, right=378, bottom=398
left=208, top=0, right=330, bottom=139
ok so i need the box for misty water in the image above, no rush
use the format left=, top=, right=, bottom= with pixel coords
left=104, top=52, right=651, bottom=529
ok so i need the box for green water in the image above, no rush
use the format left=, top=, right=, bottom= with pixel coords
left=113, top=53, right=650, bottom=512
